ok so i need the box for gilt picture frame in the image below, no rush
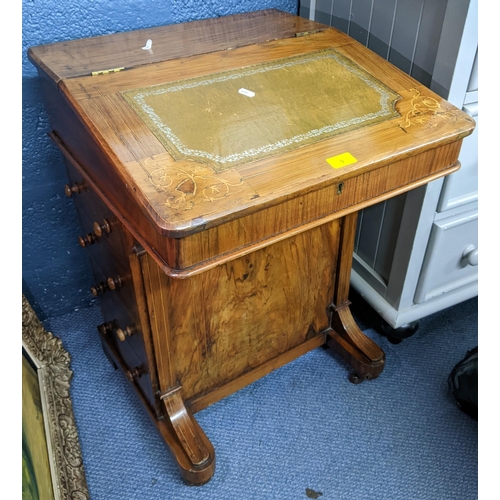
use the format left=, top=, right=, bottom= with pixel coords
left=22, top=295, right=89, bottom=500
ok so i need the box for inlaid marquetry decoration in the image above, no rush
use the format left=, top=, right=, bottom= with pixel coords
left=149, top=162, right=244, bottom=210
left=122, top=49, right=401, bottom=172
left=125, top=155, right=252, bottom=214
left=402, top=88, right=458, bottom=129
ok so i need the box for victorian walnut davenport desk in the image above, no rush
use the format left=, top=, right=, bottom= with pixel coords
left=29, top=9, right=475, bottom=485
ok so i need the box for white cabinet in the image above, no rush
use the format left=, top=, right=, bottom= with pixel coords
left=414, top=209, right=478, bottom=304
left=301, top=0, right=478, bottom=340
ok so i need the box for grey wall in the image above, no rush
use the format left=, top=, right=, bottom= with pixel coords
left=22, top=0, right=299, bottom=320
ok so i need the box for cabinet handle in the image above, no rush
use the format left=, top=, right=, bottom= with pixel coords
left=64, top=181, right=86, bottom=197
left=107, top=275, right=123, bottom=290
left=93, top=219, right=112, bottom=237
left=78, top=233, right=96, bottom=247
left=90, top=274, right=123, bottom=297
left=116, top=325, right=137, bottom=342
left=91, top=275, right=124, bottom=296
left=79, top=220, right=112, bottom=246
left=462, top=244, right=478, bottom=267
left=97, top=321, right=115, bottom=335
left=90, top=281, right=109, bottom=296
left=126, top=365, right=147, bottom=382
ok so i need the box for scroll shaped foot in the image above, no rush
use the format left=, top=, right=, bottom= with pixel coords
left=326, top=303, right=385, bottom=383
left=158, top=386, right=215, bottom=485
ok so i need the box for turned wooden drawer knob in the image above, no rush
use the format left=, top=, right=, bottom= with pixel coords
left=126, top=365, right=146, bottom=382
left=90, top=281, right=109, bottom=296
left=78, top=233, right=96, bottom=247
left=64, top=181, right=86, bottom=197
left=97, top=321, right=114, bottom=335
left=93, top=219, right=112, bottom=237
left=107, top=275, right=123, bottom=290
left=116, top=325, right=136, bottom=342
left=91, top=275, right=123, bottom=296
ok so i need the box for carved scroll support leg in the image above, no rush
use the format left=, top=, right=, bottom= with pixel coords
left=94, top=324, right=215, bottom=484
left=158, top=386, right=215, bottom=485
left=326, top=211, right=385, bottom=383
left=327, top=303, right=385, bottom=383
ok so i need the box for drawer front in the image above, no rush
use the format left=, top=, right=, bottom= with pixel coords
left=63, top=156, right=159, bottom=412
left=92, top=257, right=157, bottom=409
left=63, top=158, right=127, bottom=264
left=414, top=209, right=478, bottom=304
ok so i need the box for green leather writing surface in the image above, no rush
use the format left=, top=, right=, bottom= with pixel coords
left=123, top=49, right=401, bottom=172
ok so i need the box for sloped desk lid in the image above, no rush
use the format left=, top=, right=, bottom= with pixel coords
left=29, top=11, right=475, bottom=237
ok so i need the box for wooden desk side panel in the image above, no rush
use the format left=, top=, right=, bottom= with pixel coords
left=139, top=221, right=340, bottom=409
left=62, top=155, right=164, bottom=415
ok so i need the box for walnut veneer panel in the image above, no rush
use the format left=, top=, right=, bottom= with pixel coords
left=140, top=220, right=339, bottom=406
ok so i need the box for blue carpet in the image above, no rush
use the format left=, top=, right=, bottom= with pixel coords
left=42, top=297, right=478, bottom=500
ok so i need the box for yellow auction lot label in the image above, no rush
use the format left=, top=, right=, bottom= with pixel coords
left=326, top=152, right=357, bottom=169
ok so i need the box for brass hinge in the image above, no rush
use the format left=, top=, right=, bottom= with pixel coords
left=91, top=67, right=125, bottom=76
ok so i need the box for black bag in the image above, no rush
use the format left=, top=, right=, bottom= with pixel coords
left=448, top=346, right=478, bottom=420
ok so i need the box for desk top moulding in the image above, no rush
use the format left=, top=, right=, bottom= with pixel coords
left=28, top=8, right=475, bottom=485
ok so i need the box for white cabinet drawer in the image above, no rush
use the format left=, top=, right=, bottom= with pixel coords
left=437, top=109, right=478, bottom=211
left=414, top=209, right=478, bottom=304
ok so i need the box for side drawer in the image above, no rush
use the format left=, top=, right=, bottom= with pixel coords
left=63, top=158, right=127, bottom=265
left=414, top=209, right=478, bottom=304
left=92, top=257, right=157, bottom=410
left=62, top=154, right=161, bottom=413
